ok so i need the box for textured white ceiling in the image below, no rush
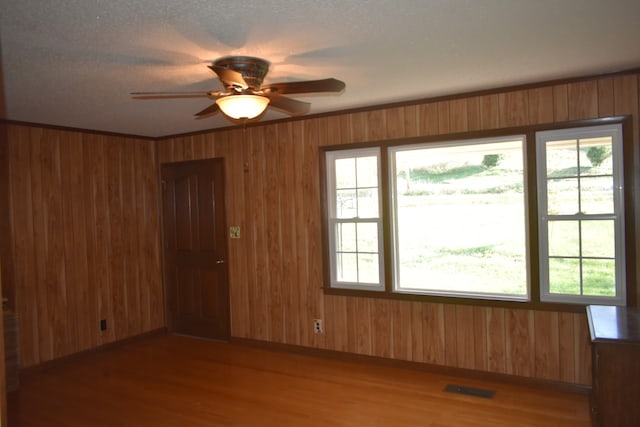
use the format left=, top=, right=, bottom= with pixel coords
left=1, top=0, right=639, bottom=137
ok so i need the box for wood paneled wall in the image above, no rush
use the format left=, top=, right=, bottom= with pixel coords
left=158, top=73, right=640, bottom=386
left=2, top=72, right=638, bottom=381
left=2, top=125, right=164, bottom=367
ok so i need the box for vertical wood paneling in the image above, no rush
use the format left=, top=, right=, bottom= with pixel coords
left=247, top=128, right=269, bottom=341
left=443, top=304, right=458, bottom=367
left=327, top=295, right=348, bottom=352
left=437, top=101, right=450, bottom=134
left=391, top=300, right=412, bottom=361
left=499, top=90, right=529, bottom=127
left=264, top=125, right=284, bottom=343
left=355, top=297, right=372, bottom=355
left=278, top=122, right=299, bottom=345
left=473, top=306, right=488, bottom=371
left=42, top=135, right=69, bottom=358
left=422, top=303, right=445, bottom=365
left=105, top=141, right=128, bottom=341
left=10, top=127, right=38, bottom=366
left=410, top=301, right=424, bottom=362
left=449, top=99, right=468, bottom=133
left=528, top=87, right=554, bottom=125
left=93, top=137, right=115, bottom=345
left=505, top=309, right=535, bottom=377
left=349, top=112, right=367, bottom=142
left=558, top=312, right=575, bottom=383
left=371, top=298, right=392, bottom=358
left=403, top=105, right=419, bottom=137
left=567, top=80, right=598, bottom=120
left=597, top=78, right=614, bottom=117
left=480, top=94, right=500, bottom=129
left=552, top=84, right=569, bottom=122
left=8, top=125, right=163, bottom=367
left=534, top=311, right=560, bottom=380
left=291, top=121, right=307, bottom=345
left=455, top=305, right=475, bottom=369
left=385, top=107, right=406, bottom=139
left=418, top=103, right=439, bottom=136
left=30, top=130, right=52, bottom=361
left=466, top=97, right=481, bottom=131
left=366, top=110, right=385, bottom=141
left=486, top=307, right=506, bottom=374
left=9, top=71, right=638, bottom=382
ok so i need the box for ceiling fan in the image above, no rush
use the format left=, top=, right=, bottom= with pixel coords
left=131, top=56, right=346, bottom=122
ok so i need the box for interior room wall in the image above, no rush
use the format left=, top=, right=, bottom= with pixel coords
left=1, top=72, right=638, bottom=387
left=157, top=72, right=639, bottom=386
left=2, top=126, right=164, bottom=367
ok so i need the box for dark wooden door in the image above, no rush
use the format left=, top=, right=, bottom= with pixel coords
left=161, top=158, right=230, bottom=340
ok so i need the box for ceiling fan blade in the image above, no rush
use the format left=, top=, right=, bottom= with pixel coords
left=131, top=90, right=222, bottom=99
left=195, top=103, right=220, bottom=117
left=265, top=94, right=311, bottom=116
left=262, top=78, right=345, bottom=95
left=208, top=65, right=249, bottom=89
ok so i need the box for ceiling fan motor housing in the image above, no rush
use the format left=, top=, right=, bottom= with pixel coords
left=213, top=56, right=270, bottom=90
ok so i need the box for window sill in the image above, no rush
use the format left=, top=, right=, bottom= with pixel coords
left=323, top=286, right=591, bottom=313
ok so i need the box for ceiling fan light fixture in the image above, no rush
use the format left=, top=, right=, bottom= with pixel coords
left=215, top=94, right=270, bottom=120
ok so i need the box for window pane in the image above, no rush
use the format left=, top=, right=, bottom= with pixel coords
left=335, top=158, right=356, bottom=189
left=336, top=223, right=356, bottom=252
left=547, top=178, right=579, bottom=215
left=393, top=138, right=527, bottom=297
left=357, top=188, right=378, bottom=218
left=357, top=222, right=378, bottom=253
left=580, top=176, right=614, bottom=214
left=583, top=259, right=615, bottom=296
left=358, top=253, right=379, bottom=283
left=582, top=220, right=615, bottom=258
left=580, top=137, right=613, bottom=176
left=548, top=221, right=579, bottom=257
left=336, top=252, right=358, bottom=282
left=546, top=140, right=578, bottom=178
left=336, top=189, right=357, bottom=218
left=549, top=258, right=580, bottom=295
left=357, top=156, right=378, bottom=187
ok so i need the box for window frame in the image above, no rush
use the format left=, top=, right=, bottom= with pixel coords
left=536, top=124, right=626, bottom=305
left=388, top=135, right=530, bottom=302
left=324, top=147, right=385, bottom=291
left=319, top=116, right=635, bottom=311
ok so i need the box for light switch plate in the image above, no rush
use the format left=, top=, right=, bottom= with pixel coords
left=229, top=226, right=241, bottom=239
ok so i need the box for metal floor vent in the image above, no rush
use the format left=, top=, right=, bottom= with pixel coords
left=444, top=384, right=496, bottom=399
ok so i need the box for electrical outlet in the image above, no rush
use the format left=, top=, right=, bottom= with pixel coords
left=313, top=319, right=323, bottom=334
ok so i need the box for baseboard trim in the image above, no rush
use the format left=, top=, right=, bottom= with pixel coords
left=230, top=336, right=591, bottom=396
left=19, top=328, right=168, bottom=378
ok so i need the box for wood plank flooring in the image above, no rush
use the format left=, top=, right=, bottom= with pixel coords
left=12, top=334, right=591, bottom=426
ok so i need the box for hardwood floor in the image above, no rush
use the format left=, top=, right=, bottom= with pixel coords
left=12, top=334, right=590, bottom=426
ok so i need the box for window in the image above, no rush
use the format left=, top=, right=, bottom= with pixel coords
left=536, top=124, right=625, bottom=305
left=322, top=120, right=628, bottom=306
left=389, top=137, right=528, bottom=301
left=325, top=148, right=384, bottom=290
